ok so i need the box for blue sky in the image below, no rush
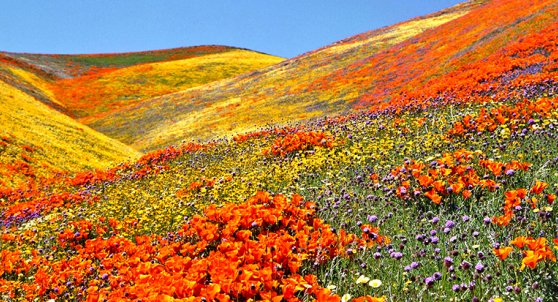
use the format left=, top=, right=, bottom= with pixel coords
left=0, top=0, right=464, bottom=58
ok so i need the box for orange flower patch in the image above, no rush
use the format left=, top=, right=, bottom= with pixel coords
left=263, top=131, right=335, bottom=157
left=0, top=192, right=387, bottom=301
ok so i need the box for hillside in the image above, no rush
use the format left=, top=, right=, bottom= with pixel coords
left=2, top=0, right=558, bottom=301
left=0, top=79, right=140, bottom=188
left=87, top=1, right=477, bottom=150
left=2, top=45, right=247, bottom=78
left=90, top=0, right=558, bottom=152
left=2, top=46, right=284, bottom=121
left=0, top=45, right=283, bottom=187
left=49, top=50, right=284, bottom=120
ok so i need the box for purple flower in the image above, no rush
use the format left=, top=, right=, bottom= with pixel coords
left=433, top=272, right=442, bottom=280
left=424, top=276, right=435, bottom=287
left=390, top=252, right=403, bottom=260
left=475, top=262, right=484, bottom=272
left=483, top=217, right=491, bottom=224
left=460, top=261, right=471, bottom=270
left=462, top=215, right=470, bottom=222
left=410, top=261, right=420, bottom=269
left=505, top=169, right=515, bottom=176
left=367, top=215, right=378, bottom=223
left=431, top=216, right=439, bottom=224
left=373, top=252, right=382, bottom=259
left=445, top=220, right=455, bottom=229
left=444, top=256, right=453, bottom=268
left=430, top=230, right=437, bottom=236
left=430, top=236, right=439, bottom=244
left=452, top=284, right=461, bottom=292
left=449, top=236, right=457, bottom=243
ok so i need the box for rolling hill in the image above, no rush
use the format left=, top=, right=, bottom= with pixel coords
left=0, top=46, right=283, bottom=185
left=2, top=46, right=284, bottom=120
left=88, top=0, right=558, bottom=152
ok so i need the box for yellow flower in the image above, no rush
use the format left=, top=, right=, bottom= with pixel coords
left=356, top=275, right=371, bottom=284
left=341, top=293, right=352, bottom=302
left=493, top=298, right=503, bottom=302
left=369, top=279, right=382, bottom=288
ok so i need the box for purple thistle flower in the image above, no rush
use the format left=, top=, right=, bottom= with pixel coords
left=424, top=276, right=435, bottom=287
left=431, top=216, right=439, bottom=224
left=452, top=284, right=461, bottom=292
left=445, top=220, right=455, bottom=229
left=367, top=215, right=378, bottom=223
left=475, top=262, right=484, bottom=273
left=444, top=256, right=453, bottom=268
left=462, top=215, right=470, bottom=222
left=411, top=261, right=420, bottom=269
left=390, top=252, right=403, bottom=260
left=433, top=272, right=442, bottom=280
left=460, top=261, right=471, bottom=270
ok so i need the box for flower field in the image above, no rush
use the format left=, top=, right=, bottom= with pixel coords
left=2, top=91, right=558, bottom=300
left=1, top=0, right=558, bottom=301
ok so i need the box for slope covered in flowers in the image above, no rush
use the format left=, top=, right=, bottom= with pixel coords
left=91, top=0, right=558, bottom=151
left=2, top=0, right=558, bottom=301
left=2, top=90, right=558, bottom=300
left=0, top=79, right=140, bottom=189
left=88, top=1, right=477, bottom=151
left=48, top=49, right=284, bottom=121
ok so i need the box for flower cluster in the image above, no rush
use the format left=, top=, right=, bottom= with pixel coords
left=263, top=131, right=335, bottom=157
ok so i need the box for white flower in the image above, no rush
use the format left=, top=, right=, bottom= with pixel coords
left=356, top=274, right=371, bottom=284
left=326, top=284, right=337, bottom=290
left=341, top=293, right=352, bottom=302
left=369, top=279, right=382, bottom=288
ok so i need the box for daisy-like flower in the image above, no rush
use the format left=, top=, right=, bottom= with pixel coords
left=369, top=279, right=382, bottom=288
left=341, top=293, right=352, bottom=302
left=356, top=275, right=371, bottom=284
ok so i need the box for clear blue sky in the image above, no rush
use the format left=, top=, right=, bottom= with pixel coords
left=0, top=0, right=464, bottom=58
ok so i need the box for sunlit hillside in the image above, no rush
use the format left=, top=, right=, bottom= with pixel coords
left=0, top=79, right=139, bottom=188
left=2, top=45, right=245, bottom=78
left=87, top=1, right=479, bottom=150
left=91, top=0, right=558, bottom=152
left=49, top=50, right=284, bottom=120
